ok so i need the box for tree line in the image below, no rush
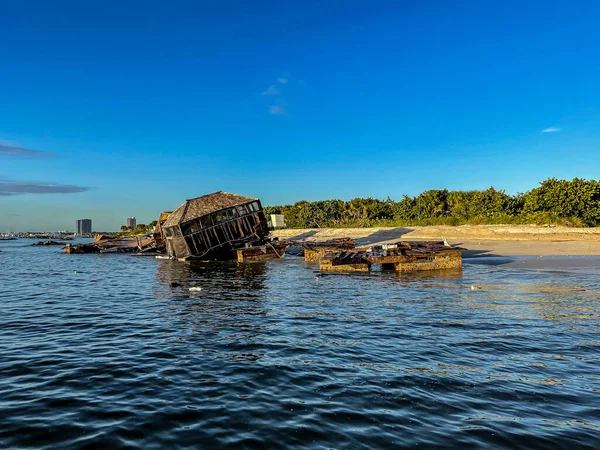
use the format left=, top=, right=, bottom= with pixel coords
left=116, top=221, right=158, bottom=237
left=263, top=178, right=600, bottom=228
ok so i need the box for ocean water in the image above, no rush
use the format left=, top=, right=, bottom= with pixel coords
left=1, top=239, right=600, bottom=449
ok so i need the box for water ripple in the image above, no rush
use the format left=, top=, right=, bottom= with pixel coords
left=1, top=241, right=600, bottom=448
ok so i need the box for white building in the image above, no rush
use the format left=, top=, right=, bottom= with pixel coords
left=269, top=214, right=286, bottom=228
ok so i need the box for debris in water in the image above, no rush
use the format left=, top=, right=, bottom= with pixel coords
left=162, top=191, right=275, bottom=261
left=471, top=285, right=483, bottom=290
left=318, top=241, right=462, bottom=273
left=31, top=240, right=64, bottom=246
left=65, top=235, right=158, bottom=254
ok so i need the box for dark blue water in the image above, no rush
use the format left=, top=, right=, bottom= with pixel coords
left=2, top=239, right=600, bottom=449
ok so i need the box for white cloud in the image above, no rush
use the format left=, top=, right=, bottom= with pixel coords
left=260, top=74, right=292, bottom=115
left=261, top=85, right=280, bottom=96
left=269, top=105, right=286, bottom=115
left=541, top=127, right=561, bottom=133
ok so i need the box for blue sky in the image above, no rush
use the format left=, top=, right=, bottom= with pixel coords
left=1, top=0, right=599, bottom=231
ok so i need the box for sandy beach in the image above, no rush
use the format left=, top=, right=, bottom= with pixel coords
left=272, top=225, right=600, bottom=257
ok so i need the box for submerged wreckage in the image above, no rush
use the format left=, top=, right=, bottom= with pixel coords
left=63, top=190, right=462, bottom=272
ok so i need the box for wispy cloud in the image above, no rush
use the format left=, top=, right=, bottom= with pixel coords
left=541, top=127, right=561, bottom=133
left=0, top=179, right=89, bottom=196
left=261, top=85, right=280, bottom=96
left=0, top=143, right=54, bottom=158
left=260, top=74, right=296, bottom=115
left=269, top=105, right=287, bottom=115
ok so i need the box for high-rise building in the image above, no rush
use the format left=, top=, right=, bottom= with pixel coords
left=126, top=217, right=137, bottom=229
left=76, top=219, right=92, bottom=235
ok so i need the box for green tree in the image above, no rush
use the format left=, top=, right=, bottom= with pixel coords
left=262, top=177, right=600, bottom=228
left=523, top=178, right=600, bottom=224
left=391, top=195, right=417, bottom=220
left=414, top=190, right=448, bottom=218
left=470, top=187, right=517, bottom=218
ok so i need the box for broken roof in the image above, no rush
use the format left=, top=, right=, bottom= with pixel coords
left=163, top=191, right=259, bottom=228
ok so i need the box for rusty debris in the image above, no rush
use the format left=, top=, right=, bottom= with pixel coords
left=288, top=238, right=356, bottom=262
left=315, top=241, right=462, bottom=272
left=236, top=241, right=289, bottom=262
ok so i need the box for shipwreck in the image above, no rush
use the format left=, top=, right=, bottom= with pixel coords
left=160, top=191, right=283, bottom=260
left=63, top=191, right=287, bottom=260
left=61, top=190, right=463, bottom=271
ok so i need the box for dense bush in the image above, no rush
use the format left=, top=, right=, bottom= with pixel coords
left=115, top=221, right=158, bottom=237
left=264, top=178, right=599, bottom=228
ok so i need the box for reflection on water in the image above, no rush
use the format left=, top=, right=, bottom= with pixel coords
left=1, top=241, right=600, bottom=450
left=154, top=261, right=270, bottom=364
left=155, top=259, right=268, bottom=297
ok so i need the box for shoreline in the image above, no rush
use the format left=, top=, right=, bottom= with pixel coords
left=272, top=225, right=600, bottom=257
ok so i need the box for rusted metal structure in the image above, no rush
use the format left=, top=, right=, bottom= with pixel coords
left=162, top=191, right=271, bottom=260
left=236, top=241, right=289, bottom=262
left=299, top=238, right=356, bottom=262
left=316, top=241, right=462, bottom=272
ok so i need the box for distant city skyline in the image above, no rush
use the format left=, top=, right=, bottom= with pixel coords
left=2, top=1, right=600, bottom=231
